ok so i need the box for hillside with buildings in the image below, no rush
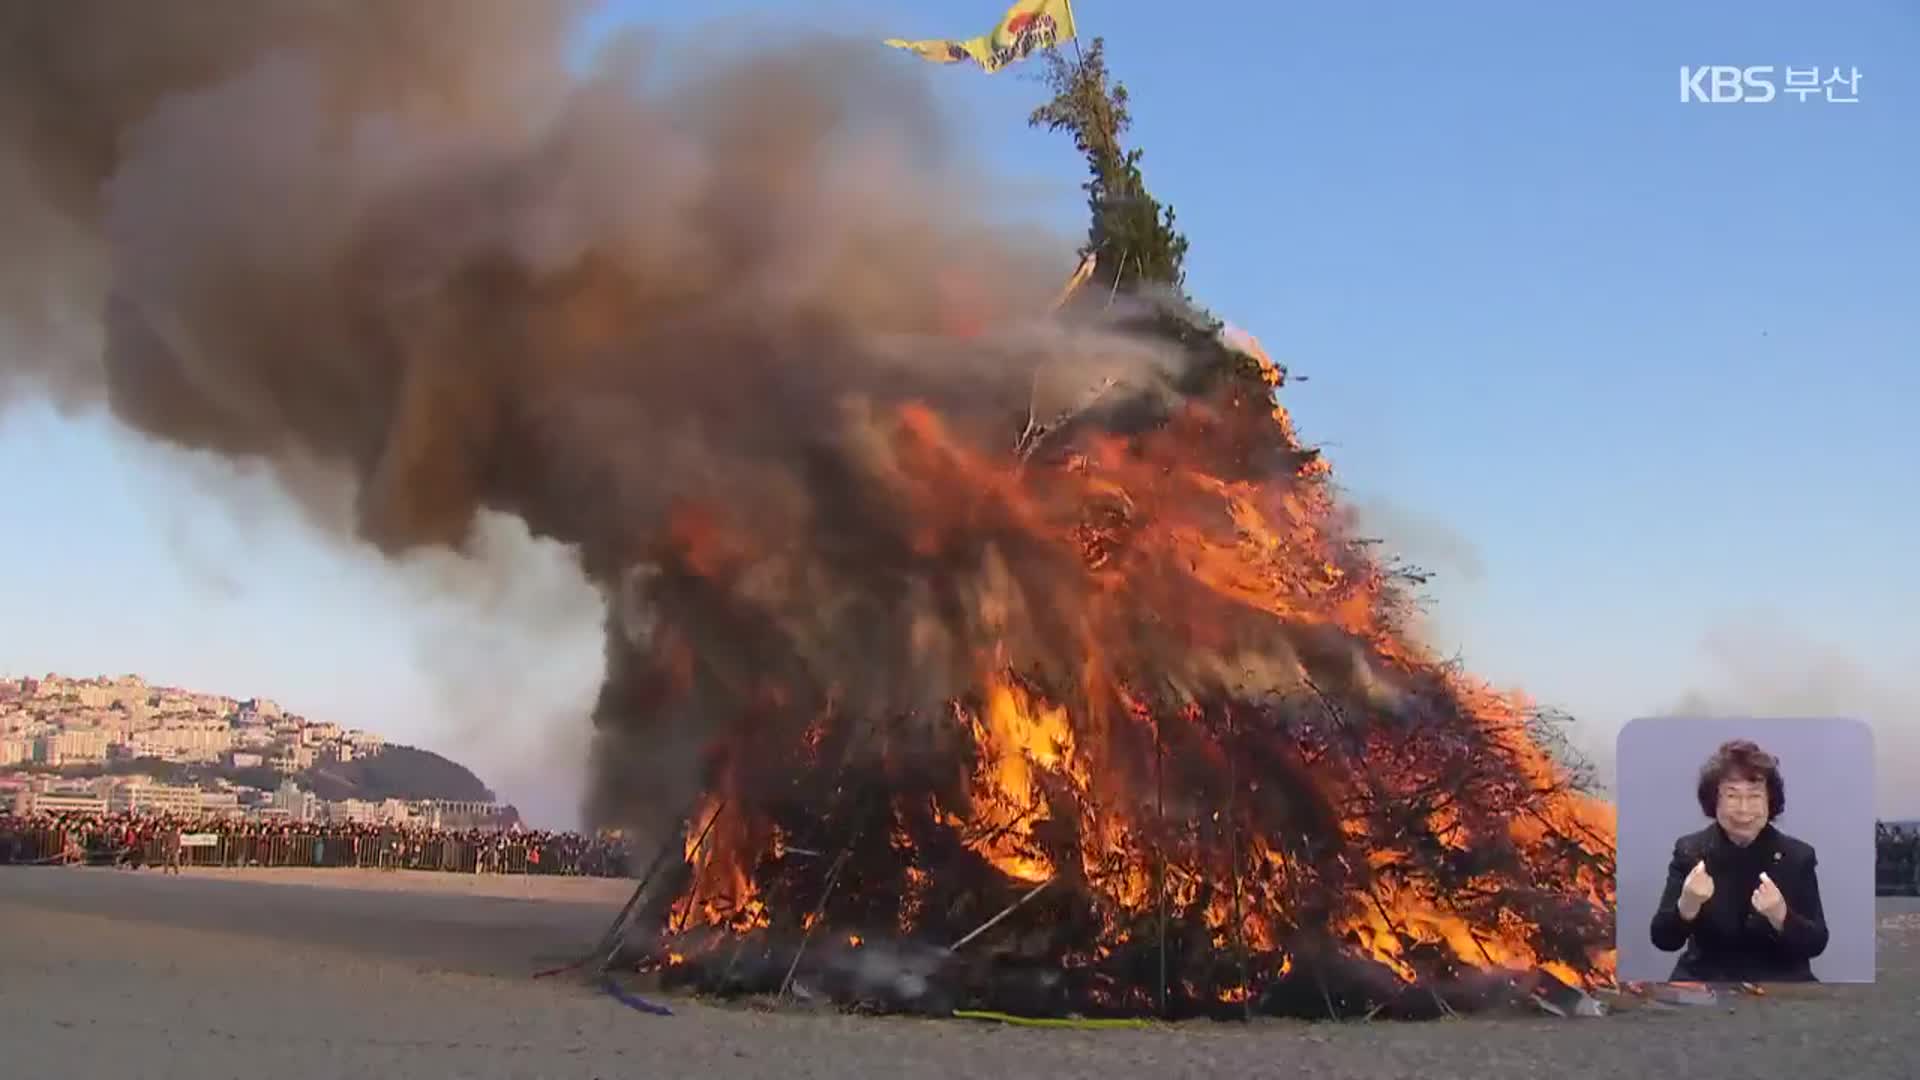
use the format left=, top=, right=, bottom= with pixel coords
left=0, top=673, right=516, bottom=829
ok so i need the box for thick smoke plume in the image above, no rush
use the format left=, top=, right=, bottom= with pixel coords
left=0, top=2, right=1188, bottom=826
left=1664, top=617, right=1920, bottom=819
left=5, top=8, right=1622, bottom=1012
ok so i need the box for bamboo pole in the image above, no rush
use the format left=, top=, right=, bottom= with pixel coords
left=1227, top=708, right=1252, bottom=1020
left=561, top=796, right=720, bottom=978
left=585, top=834, right=679, bottom=975
left=777, top=849, right=853, bottom=1000
left=1065, top=12, right=1136, bottom=291
left=722, top=712, right=872, bottom=985
left=1276, top=831, right=1339, bottom=1021
left=1155, top=711, right=1168, bottom=1018
left=664, top=798, right=730, bottom=935
left=950, top=875, right=1057, bottom=952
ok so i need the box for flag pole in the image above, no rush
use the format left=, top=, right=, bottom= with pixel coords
left=1059, top=0, right=1116, bottom=211
left=1055, top=0, right=1132, bottom=288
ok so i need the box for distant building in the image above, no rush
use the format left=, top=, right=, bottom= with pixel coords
left=129, top=724, right=231, bottom=763
left=190, top=693, right=235, bottom=714
left=269, top=744, right=318, bottom=772
left=273, top=780, right=320, bottom=824
left=232, top=729, right=276, bottom=750
left=326, top=797, right=414, bottom=826
left=73, top=676, right=150, bottom=710
left=415, top=799, right=517, bottom=831
left=35, top=729, right=110, bottom=765
left=300, top=722, right=343, bottom=747
left=21, top=791, right=108, bottom=815
left=0, top=737, right=31, bottom=767
left=74, top=685, right=115, bottom=709
left=198, top=789, right=241, bottom=818
left=104, top=779, right=205, bottom=817
left=0, top=675, right=443, bottom=826
left=345, top=730, right=386, bottom=755
left=229, top=785, right=274, bottom=811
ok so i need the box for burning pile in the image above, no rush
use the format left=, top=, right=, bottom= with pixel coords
left=611, top=307, right=1617, bottom=1018
left=0, top=7, right=1615, bottom=1019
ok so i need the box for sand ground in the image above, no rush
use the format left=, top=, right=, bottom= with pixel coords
left=3, top=865, right=1916, bottom=1079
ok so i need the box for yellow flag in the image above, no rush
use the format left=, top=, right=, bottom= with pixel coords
left=885, top=0, right=1078, bottom=75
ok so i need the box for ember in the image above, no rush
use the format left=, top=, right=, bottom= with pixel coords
left=609, top=313, right=1617, bottom=1019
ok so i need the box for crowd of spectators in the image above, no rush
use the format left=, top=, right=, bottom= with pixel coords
left=1878, top=820, right=1919, bottom=896
left=0, top=811, right=634, bottom=877
left=12, top=813, right=1915, bottom=895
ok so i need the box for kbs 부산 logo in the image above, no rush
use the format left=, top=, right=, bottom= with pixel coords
left=1679, top=66, right=1862, bottom=104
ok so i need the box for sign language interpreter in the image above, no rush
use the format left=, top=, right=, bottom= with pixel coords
left=1649, top=739, right=1829, bottom=982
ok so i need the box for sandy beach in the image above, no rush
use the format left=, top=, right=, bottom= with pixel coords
left=3, top=866, right=1916, bottom=1080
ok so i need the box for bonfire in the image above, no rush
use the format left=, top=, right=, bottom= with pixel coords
left=0, top=1, right=1612, bottom=1023
left=603, top=286, right=1617, bottom=1020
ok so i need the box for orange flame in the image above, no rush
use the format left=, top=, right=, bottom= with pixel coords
left=649, top=325, right=1617, bottom=999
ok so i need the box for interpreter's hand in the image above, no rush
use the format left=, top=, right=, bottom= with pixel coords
left=1678, top=859, right=1715, bottom=919
left=1752, top=872, right=1788, bottom=930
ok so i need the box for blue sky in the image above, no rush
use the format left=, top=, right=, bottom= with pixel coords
left=3, top=1, right=1915, bottom=824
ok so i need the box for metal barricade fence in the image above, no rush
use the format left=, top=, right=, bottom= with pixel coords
left=3, top=820, right=636, bottom=877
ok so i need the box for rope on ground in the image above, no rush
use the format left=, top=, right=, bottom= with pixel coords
left=601, top=976, right=673, bottom=1016
left=952, top=1009, right=1151, bottom=1030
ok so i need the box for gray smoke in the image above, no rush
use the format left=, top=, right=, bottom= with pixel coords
left=0, top=2, right=1189, bottom=828
left=1664, top=618, right=1920, bottom=818
left=1345, top=498, right=1485, bottom=584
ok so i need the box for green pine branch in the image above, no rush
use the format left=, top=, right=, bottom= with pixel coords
left=1028, top=39, right=1190, bottom=293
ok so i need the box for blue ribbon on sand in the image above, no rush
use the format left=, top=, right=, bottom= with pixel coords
left=601, top=976, right=673, bottom=1016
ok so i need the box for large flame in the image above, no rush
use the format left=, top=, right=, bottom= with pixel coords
left=0, top=4, right=1611, bottom=1017
left=633, top=313, right=1616, bottom=1016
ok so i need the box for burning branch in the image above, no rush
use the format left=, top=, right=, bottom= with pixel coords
left=1014, top=367, right=1121, bottom=462
left=622, top=281, right=1614, bottom=1019
left=667, top=800, right=731, bottom=934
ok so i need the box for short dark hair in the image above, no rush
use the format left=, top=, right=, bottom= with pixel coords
left=1695, top=739, right=1785, bottom=818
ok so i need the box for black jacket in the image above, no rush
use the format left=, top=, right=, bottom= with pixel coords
left=1649, top=823, right=1828, bottom=982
